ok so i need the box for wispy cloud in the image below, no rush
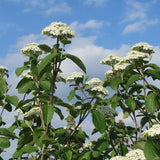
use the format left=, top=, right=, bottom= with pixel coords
left=70, top=20, right=110, bottom=36
left=122, top=0, right=159, bottom=34
left=6, top=0, right=71, bottom=15
left=85, top=0, right=109, bottom=7
left=44, top=2, right=71, bottom=15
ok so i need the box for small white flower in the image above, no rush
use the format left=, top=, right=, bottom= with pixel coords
left=85, top=78, right=103, bottom=88
left=24, top=107, right=41, bottom=118
left=142, top=123, right=160, bottom=138
left=125, top=149, right=146, bottom=160
left=100, top=54, right=122, bottom=65
left=0, top=66, right=8, bottom=72
left=21, top=71, right=33, bottom=79
left=66, top=72, right=84, bottom=82
left=110, top=156, right=127, bottom=160
left=42, top=22, right=75, bottom=38
left=16, top=109, right=23, bottom=115
left=114, top=62, right=129, bottom=71
left=83, top=142, right=93, bottom=149
left=90, top=86, right=109, bottom=96
left=105, top=69, right=114, bottom=76
left=124, top=51, right=149, bottom=62
left=132, top=42, right=154, bottom=54
left=21, top=42, right=44, bottom=56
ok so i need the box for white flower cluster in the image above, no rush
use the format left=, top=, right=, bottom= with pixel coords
left=83, top=142, right=93, bottom=149
left=56, top=73, right=66, bottom=83
left=42, top=22, right=75, bottom=38
left=142, top=123, right=160, bottom=138
left=125, top=149, right=146, bottom=160
left=21, top=71, right=33, bottom=79
left=0, top=66, right=8, bottom=72
left=124, top=51, right=149, bottom=62
left=110, top=156, right=127, bottom=160
left=16, top=108, right=23, bottom=115
left=21, top=42, right=44, bottom=56
left=113, top=62, right=129, bottom=71
left=24, top=107, right=41, bottom=118
left=132, top=42, right=154, bottom=54
left=105, top=69, right=113, bottom=76
left=66, top=72, right=84, bottom=82
left=100, top=54, right=122, bottom=66
left=101, top=42, right=154, bottom=74
left=110, top=149, right=146, bottom=160
left=99, top=105, right=118, bottom=118
left=85, top=78, right=109, bottom=96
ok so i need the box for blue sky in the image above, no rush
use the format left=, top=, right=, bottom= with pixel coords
left=0, top=0, right=160, bottom=157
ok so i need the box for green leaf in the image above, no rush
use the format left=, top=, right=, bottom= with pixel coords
left=133, top=140, right=146, bottom=150
left=67, top=89, right=75, bottom=101
left=123, top=111, right=130, bottom=119
left=65, top=53, right=86, bottom=73
left=126, top=74, right=140, bottom=90
left=92, top=110, right=106, bottom=134
left=16, top=78, right=34, bottom=93
left=13, top=145, right=39, bottom=158
left=39, top=80, right=51, bottom=91
left=15, top=66, right=29, bottom=77
left=38, top=53, right=57, bottom=75
left=144, top=140, right=160, bottom=160
left=0, top=128, right=16, bottom=138
left=140, top=116, right=150, bottom=128
left=65, top=150, right=72, bottom=160
left=6, top=95, right=19, bottom=106
left=43, top=105, right=54, bottom=125
left=0, top=137, right=10, bottom=148
left=125, top=98, right=136, bottom=111
left=144, top=69, right=160, bottom=80
left=79, top=151, right=91, bottom=160
left=38, top=44, right=51, bottom=52
left=110, top=78, right=121, bottom=90
left=0, top=78, right=6, bottom=96
left=145, top=92, right=159, bottom=114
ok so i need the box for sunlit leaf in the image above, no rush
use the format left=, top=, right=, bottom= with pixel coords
left=145, top=92, right=159, bottom=114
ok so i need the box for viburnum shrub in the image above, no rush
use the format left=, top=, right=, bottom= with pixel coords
left=0, top=22, right=160, bottom=160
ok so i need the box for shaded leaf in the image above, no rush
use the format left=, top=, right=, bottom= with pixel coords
left=16, top=78, right=34, bottom=93
left=92, top=110, right=106, bottom=134
left=38, top=44, right=51, bottom=52
left=65, top=53, right=86, bottom=73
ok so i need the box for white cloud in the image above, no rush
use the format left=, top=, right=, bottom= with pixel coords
left=85, top=0, right=109, bottom=7
left=44, top=2, right=71, bottom=15
left=122, top=0, right=159, bottom=34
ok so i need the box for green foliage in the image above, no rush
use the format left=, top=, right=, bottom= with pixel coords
left=1, top=22, right=160, bottom=160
